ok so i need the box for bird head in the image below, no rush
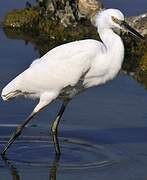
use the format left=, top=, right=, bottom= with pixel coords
left=96, top=9, right=144, bottom=40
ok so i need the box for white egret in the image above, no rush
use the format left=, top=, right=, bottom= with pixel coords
left=1, top=9, right=144, bottom=156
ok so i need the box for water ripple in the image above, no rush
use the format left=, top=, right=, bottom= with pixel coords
left=0, top=136, right=124, bottom=170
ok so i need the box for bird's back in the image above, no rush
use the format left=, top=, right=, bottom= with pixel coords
left=2, top=39, right=103, bottom=100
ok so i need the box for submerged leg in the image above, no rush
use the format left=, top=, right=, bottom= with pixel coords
left=1, top=93, right=55, bottom=156
left=51, top=99, right=70, bottom=156
left=2, top=155, right=20, bottom=180
left=1, top=112, right=36, bottom=156
left=49, top=155, right=60, bottom=180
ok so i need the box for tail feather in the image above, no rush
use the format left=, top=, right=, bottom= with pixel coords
left=1, top=75, right=22, bottom=101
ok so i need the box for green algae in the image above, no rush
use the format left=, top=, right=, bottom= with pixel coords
left=139, top=51, right=147, bottom=73
left=3, top=8, right=39, bottom=29
left=123, top=34, right=147, bottom=73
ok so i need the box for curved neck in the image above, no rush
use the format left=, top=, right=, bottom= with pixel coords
left=99, top=28, right=124, bottom=51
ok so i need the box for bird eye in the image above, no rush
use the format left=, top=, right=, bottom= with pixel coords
left=112, top=16, right=121, bottom=24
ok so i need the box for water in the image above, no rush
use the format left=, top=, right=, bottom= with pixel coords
left=103, top=0, right=147, bottom=16
left=0, top=1, right=147, bottom=180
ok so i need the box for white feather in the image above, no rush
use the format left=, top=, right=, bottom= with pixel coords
left=1, top=9, right=125, bottom=113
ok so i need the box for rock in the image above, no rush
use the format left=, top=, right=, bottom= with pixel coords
left=56, top=1, right=77, bottom=27
left=3, top=23, right=98, bottom=56
left=78, top=0, right=103, bottom=25
left=126, top=13, right=147, bottom=35
left=38, top=0, right=103, bottom=26
left=78, top=0, right=103, bottom=18
left=2, top=0, right=104, bottom=28
left=139, top=51, right=147, bottom=73
left=3, top=8, right=39, bottom=29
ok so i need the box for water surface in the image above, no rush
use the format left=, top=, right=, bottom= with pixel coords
left=0, top=1, right=147, bottom=180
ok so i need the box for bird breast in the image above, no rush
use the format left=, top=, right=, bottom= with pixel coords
left=83, top=51, right=123, bottom=88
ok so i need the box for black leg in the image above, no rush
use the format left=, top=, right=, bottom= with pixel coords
left=51, top=100, right=70, bottom=155
left=1, top=156, right=20, bottom=180
left=1, top=112, right=36, bottom=156
left=49, top=155, right=60, bottom=180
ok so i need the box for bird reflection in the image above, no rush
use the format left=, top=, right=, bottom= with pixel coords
left=49, top=155, right=60, bottom=180
left=1, top=155, right=60, bottom=180
left=1, top=156, right=20, bottom=180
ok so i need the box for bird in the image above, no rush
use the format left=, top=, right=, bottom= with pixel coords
left=1, top=8, right=144, bottom=156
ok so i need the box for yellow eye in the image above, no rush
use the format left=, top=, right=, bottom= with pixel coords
left=112, top=16, right=122, bottom=25
left=112, top=16, right=117, bottom=22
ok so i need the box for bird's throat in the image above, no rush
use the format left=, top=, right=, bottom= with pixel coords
left=99, top=28, right=124, bottom=54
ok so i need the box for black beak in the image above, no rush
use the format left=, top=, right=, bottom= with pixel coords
left=121, top=21, right=144, bottom=40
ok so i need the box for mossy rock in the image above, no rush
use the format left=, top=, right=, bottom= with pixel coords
left=139, top=52, right=147, bottom=73
left=122, top=34, right=147, bottom=73
left=3, top=21, right=98, bottom=56
left=3, top=8, right=39, bottom=29
left=37, top=17, right=98, bottom=43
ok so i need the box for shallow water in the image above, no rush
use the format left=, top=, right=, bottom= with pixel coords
left=0, top=1, right=147, bottom=180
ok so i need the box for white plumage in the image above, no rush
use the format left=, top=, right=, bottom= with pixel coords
left=1, top=8, right=144, bottom=156
left=1, top=9, right=125, bottom=114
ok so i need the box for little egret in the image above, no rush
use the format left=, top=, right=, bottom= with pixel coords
left=1, top=9, right=144, bottom=156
